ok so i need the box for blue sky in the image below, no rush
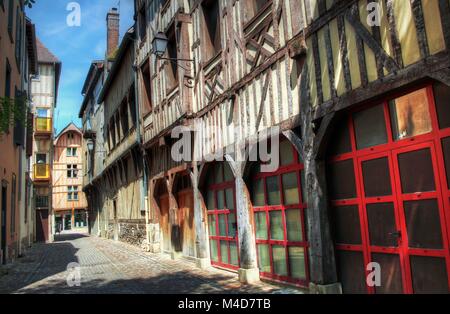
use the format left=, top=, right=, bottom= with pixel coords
left=26, top=0, right=134, bottom=133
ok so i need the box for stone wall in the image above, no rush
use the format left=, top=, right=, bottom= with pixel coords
left=118, top=220, right=146, bottom=247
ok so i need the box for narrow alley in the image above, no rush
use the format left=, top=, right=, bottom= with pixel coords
left=0, top=232, right=300, bottom=294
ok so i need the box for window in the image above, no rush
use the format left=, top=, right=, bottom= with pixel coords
left=7, top=0, right=13, bottom=40
left=15, top=6, right=21, bottom=68
left=36, top=108, right=49, bottom=118
left=165, top=28, right=178, bottom=91
left=202, top=0, right=222, bottom=62
left=68, top=186, right=79, bottom=201
left=35, top=195, right=49, bottom=208
left=66, top=147, right=77, bottom=157
left=36, top=153, right=47, bottom=164
left=243, top=0, right=270, bottom=24
left=67, top=165, right=78, bottom=178
left=5, top=59, right=11, bottom=98
left=67, top=132, right=74, bottom=140
left=120, top=100, right=129, bottom=135
left=140, top=60, right=152, bottom=115
left=138, top=5, right=147, bottom=40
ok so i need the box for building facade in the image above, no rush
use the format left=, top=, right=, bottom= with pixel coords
left=129, top=0, right=450, bottom=294
left=0, top=0, right=37, bottom=264
left=52, top=123, right=88, bottom=232
left=30, top=38, right=61, bottom=243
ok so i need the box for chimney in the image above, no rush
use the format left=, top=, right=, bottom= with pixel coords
left=106, top=7, right=120, bottom=58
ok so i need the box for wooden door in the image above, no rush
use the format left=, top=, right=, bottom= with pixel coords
left=178, top=189, right=196, bottom=257
left=36, top=209, right=49, bottom=242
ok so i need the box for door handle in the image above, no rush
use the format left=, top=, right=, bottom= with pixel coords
left=388, top=231, right=402, bottom=238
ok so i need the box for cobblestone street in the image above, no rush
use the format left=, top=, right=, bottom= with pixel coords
left=0, top=232, right=302, bottom=294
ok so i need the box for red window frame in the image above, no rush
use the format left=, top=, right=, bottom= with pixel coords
left=329, top=83, right=450, bottom=294
left=251, top=140, right=310, bottom=287
left=206, top=163, right=240, bottom=270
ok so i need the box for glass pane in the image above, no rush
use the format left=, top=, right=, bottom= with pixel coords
left=390, top=88, right=432, bottom=140
left=206, top=190, right=215, bottom=210
left=272, top=245, right=288, bottom=276
left=227, top=213, right=237, bottom=238
left=410, top=256, right=449, bottom=294
left=257, top=244, right=271, bottom=273
left=336, top=250, right=367, bottom=294
left=332, top=206, right=362, bottom=245
left=270, top=211, right=284, bottom=240
left=229, top=242, right=239, bottom=266
left=252, top=179, right=265, bottom=206
left=434, top=82, right=450, bottom=130
left=288, top=247, right=306, bottom=280
left=218, top=214, right=227, bottom=237
left=367, top=203, right=398, bottom=247
left=286, top=209, right=303, bottom=242
left=217, top=190, right=225, bottom=209
left=266, top=176, right=281, bottom=205
left=210, top=239, right=219, bottom=262
left=398, top=148, right=436, bottom=193
left=362, top=157, right=392, bottom=197
left=328, top=118, right=352, bottom=156
left=372, top=253, right=403, bottom=294
left=225, top=188, right=234, bottom=209
left=215, top=164, right=223, bottom=184
left=254, top=212, right=268, bottom=240
left=404, top=199, right=443, bottom=249
left=282, top=173, right=300, bottom=205
left=220, top=241, right=229, bottom=264
left=208, top=215, right=217, bottom=236
left=353, top=104, right=388, bottom=149
left=442, top=137, right=450, bottom=189
left=224, top=163, right=234, bottom=181
left=280, top=140, right=294, bottom=166
left=327, top=159, right=357, bottom=200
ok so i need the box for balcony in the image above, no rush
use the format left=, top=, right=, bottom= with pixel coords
left=34, top=164, right=51, bottom=182
left=35, top=117, right=52, bottom=135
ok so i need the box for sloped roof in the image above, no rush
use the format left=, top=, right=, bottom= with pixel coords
left=54, top=122, right=82, bottom=144
left=36, top=38, right=60, bottom=63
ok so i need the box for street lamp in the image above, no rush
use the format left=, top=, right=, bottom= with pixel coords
left=86, top=139, right=95, bottom=152
left=151, top=31, right=194, bottom=64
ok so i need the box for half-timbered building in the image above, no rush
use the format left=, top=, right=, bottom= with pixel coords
left=128, top=0, right=450, bottom=293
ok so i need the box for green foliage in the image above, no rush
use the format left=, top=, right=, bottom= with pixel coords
left=0, top=96, right=28, bottom=137
left=24, top=0, right=36, bottom=9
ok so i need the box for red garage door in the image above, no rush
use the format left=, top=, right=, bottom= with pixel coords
left=328, top=85, right=450, bottom=294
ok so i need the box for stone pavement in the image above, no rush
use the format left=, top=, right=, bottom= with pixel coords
left=0, top=232, right=304, bottom=294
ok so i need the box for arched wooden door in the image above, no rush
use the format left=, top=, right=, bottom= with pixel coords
left=175, top=174, right=196, bottom=258
left=155, top=180, right=171, bottom=253
left=328, top=84, right=450, bottom=294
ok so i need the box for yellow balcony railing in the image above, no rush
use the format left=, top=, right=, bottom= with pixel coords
left=35, top=117, right=52, bottom=134
left=34, top=164, right=50, bottom=181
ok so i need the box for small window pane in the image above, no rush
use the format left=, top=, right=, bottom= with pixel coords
left=217, top=190, right=225, bottom=209
left=280, top=140, right=294, bottom=166
left=410, top=256, right=449, bottom=294
left=229, top=242, right=239, bottom=266
left=336, top=250, right=367, bottom=294
left=372, top=253, right=404, bottom=294
left=328, top=159, right=357, bottom=200
left=442, top=137, right=450, bottom=189
left=206, top=190, right=215, bottom=210
left=282, top=173, right=300, bottom=205
left=272, top=245, right=288, bottom=276
left=353, top=104, right=388, bottom=150
left=257, top=244, right=271, bottom=273
left=270, top=211, right=284, bottom=240
left=434, top=82, right=450, bottom=130
left=266, top=176, right=281, bottom=205
left=367, top=203, right=398, bottom=247
left=228, top=213, right=237, bottom=238
left=288, top=247, right=306, bottom=280
left=210, top=239, right=219, bottom=262
left=208, top=215, right=217, bottom=236
left=286, top=209, right=303, bottom=242
left=404, top=199, right=443, bottom=249
left=215, top=164, right=223, bottom=183
left=224, top=163, right=234, bottom=181
left=398, top=149, right=436, bottom=193
left=390, top=88, right=433, bottom=140
left=332, top=206, right=362, bottom=245
left=252, top=179, right=265, bottom=206
left=225, top=188, right=234, bottom=209
left=220, top=241, right=229, bottom=264
left=218, top=214, right=227, bottom=237
left=255, top=212, right=268, bottom=240
left=362, top=157, right=392, bottom=197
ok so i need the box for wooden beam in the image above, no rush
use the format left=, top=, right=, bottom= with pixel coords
left=410, top=0, right=430, bottom=59
left=311, top=33, right=324, bottom=104
left=337, top=15, right=352, bottom=92
left=439, top=0, right=450, bottom=50
left=384, top=0, right=404, bottom=68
